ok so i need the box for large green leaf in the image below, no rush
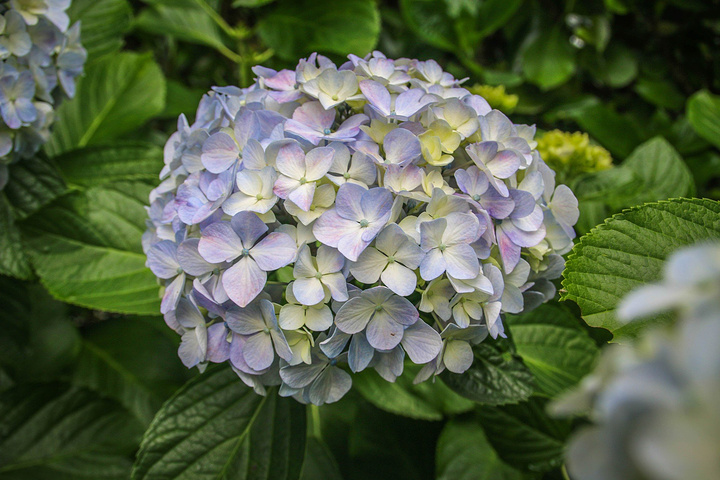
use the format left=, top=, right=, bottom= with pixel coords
left=46, top=52, right=166, bottom=156
left=562, top=199, right=720, bottom=339
left=353, top=364, right=474, bottom=421
left=3, top=155, right=66, bottom=219
left=522, top=26, right=576, bottom=90
left=436, top=416, right=526, bottom=480
left=133, top=365, right=306, bottom=480
left=21, top=182, right=161, bottom=315
left=568, top=104, right=644, bottom=158
left=0, top=383, right=142, bottom=479
left=477, top=399, right=571, bottom=473
left=73, top=317, right=190, bottom=426
left=0, top=195, right=31, bottom=279
left=440, top=341, right=535, bottom=405
left=400, top=0, right=456, bottom=51
left=68, top=0, right=133, bottom=62
left=135, top=3, right=228, bottom=51
left=299, top=438, right=343, bottom=480
left=687, top=90, right=720, bottom=150
left=506, top=304, right=598, bottom=397
left=54, top=143, right=163, bottom=187
left=257, top=0, right=380, bottom=61
left=621, top=136, right=695, bottom=203
left=0, top=277, right=30, bottom=370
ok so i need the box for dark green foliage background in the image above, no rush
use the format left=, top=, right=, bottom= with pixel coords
left=1, top=0, right=719, bottom=479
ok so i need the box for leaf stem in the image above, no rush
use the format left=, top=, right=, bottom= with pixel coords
left=193, top=0, right=249, bottom=40
left=309, top=404, right=322, bottom=439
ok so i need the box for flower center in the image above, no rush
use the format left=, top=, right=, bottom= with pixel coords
left=241, top=248, right=250, bottom=256
left=374, top=305, right=383, bottom=312
left=439, top=244, right=447, bottom=252
left=332, top=94, right=339, bottom=101
left=472, top=194, right=481, bottom=201
left=387, top=255, right=396, bottom=264
left=256, top=193, right=264, bottom=200
left=299, top=177, right=307, bottom=184
left=314, top=272, right=323, bottom=280
left=343, top=172, right=351, bottom=179
left=323, top=128, right=332, bottom=135
left=359, top=219, right=369, bottom=228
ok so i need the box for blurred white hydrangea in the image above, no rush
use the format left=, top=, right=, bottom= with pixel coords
left=0, top=0, right=86, bottom=189
left=554, top=243, right=720, bottom=480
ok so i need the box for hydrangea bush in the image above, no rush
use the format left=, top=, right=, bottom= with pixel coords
left=0, top=0, right=86, bottom=190
left=144, top=52, right=579, bottom=406
left=556, top=243, right=720, bottom=480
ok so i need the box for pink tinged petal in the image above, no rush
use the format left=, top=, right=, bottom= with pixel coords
left=497, top=226, right=521, bottom=274
left=383, top=128, right=421, bottom=165
left=513, top=205, right=544, bottom=232
left=480, top=110, right=514, bottom=141
left=309, top=366, right=352, bottom=405
left=350, top=247, right=387, bottom=284
left=551, top=185, right=580, bottom=226
left=349, top=333, right=374, bottom=372
left=275, top=140, right=307, bottom=179
left=334, top=183, right=367, bottom=221
left=229, top=334, right=262, bottom=374
left=359, top=79, right=391, bottom=116
left=335, top=296, right=375, bottom=334
left=481, top=187, right=515, bottom=218
left=270, top=329, right=293, bottom=362
left=394, top=88, right=433, bottom=118
left=273, top=175, right=302, bottom=199
left=293, top=101, right=335, bottom=131
left=503, top=221, right=546, bottom=247
left=279, top=304, right=306, bottom=330
left=366, top=311, right=404, bottom=350
left=177, top=239, right=216, bottom=276
left=381, top=263, right=417, bottom=296
left=420, top=249, right=447, bottom=281
left=179, top=327, right=207, bottom=368
left=241, top=139, right=267, bottom=169
left=243, top=332, right=275, bottom=370
left=455, top=167, right=489, bottom=196
left=304, top=306, right=333, bottom=331
left=466, top=141, right=499, bottom=167
left=443, top=340, right=473, bottom=373
left=313, top=209, right=362, bottom=248
left=337, top=232, right=372, bottom=262
left=251, top=232, right=297, bottom=271
left=333, top=114, right=368, bottom=139
left=147, top=240, right=180, bottom=279
left=161, top=273, right=185, bottom=314
left=321, top=272, right=349, bottom=302
left=509, top=189, right=536, bottom=219
left=401, top=321, right=443, bottom=364
left=280, top=362, right=326, bottom=389
left=287, top=182, right=316, bottom=212
left=230, top=211, right=268, bottom=248
left=293, top=277, right=326, bottom=306
left=444, top=244, right=480, bottom=280
left=201, top=132, right=239, bottom=173
left=361, top=187, right=394, bottom=224
left=304, top=146, right=335, bottom=181
left=488, top=150, right=521, bottom=179
left=223, top=257, right=267, bottom=307
left=206, top=323, right=231, bottom=362
left=285, top=119, right=323, bottom=145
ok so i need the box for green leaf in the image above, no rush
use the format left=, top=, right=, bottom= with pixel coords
left=73, top=317, right=191, bottom=426
left=562, top=199, right=720, bottom=339
left=506, top=303, right=599, bottom=397
left=635, top=77, right=685, bottom=111
left=0, top=277, right=30, bottom=370
left=440, top=342, right=535, bottom=405
left=161, top=80, right=207, bottom=120
left=257, top=0, right=380, bottom=61
left=687, top=90, right=720, bottom=150
left=135, top=3, right=228, bottom=50
left=233, top=0, right=276, bottom=6
left=522, top=26, right=576, bottom=90
left=476, top=398, right=571, bottom=473
left=436, top=416, right=526, bottom=480
left=299, top=438, right=342, bottom=480
left=621, top=137, right=695, bottom=203
left=353, top=364, right=474, bottom=421
left=0, top=383, right=142, bottom=479
left=46, top=52, right=166, bottom=156
left=20, top=182, right=161, bottom=315
left=473, top=0, right=523, bottom=39
left=3, top=155, right=66, bottom=219
left=132, top=365, right=306, bottom=480
left=68, top=0, right=133, bottom=62
left=568, top=103, right=644, bottom=158
left=0, top=195, right=31, bottom=279
left=54, top=143, right=163, bottom=187
left=400, top=0, right=455, bottom=51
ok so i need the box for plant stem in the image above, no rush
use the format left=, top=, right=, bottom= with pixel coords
left=309, top=404, right=322, bottom=439
left=193, top=0, right=248, bottom=39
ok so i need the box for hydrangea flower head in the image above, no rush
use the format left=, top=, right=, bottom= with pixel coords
left=145, top=51, right=578, bottom=405
left=0, top=1, right=86, bottom=189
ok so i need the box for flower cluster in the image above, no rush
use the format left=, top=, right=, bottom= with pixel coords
left=467, top=84, right=518, bottom=113
left=144, top=52, right=579, bottom=405
left=0, top=0, right=86, bottom=190
left=536, top=130, right=612, bottom=185
left=555, top=243, right=720, bottom=480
